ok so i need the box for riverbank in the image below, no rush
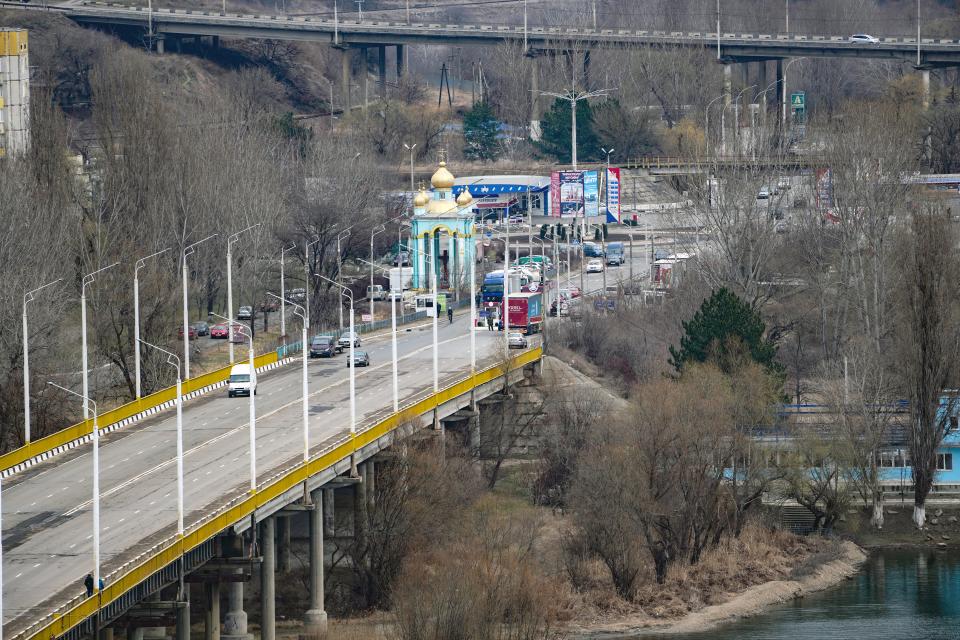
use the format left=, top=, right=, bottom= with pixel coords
left=568, top=539, right=867, bottom=638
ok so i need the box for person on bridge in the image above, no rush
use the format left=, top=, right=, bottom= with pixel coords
left=84, top=573, right=94, bottom=597
left=447, top=305, right=454, bottom=324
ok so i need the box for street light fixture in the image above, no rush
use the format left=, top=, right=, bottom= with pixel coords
left=137, top=339, right=184, bottom=535
left=358, top=259, right=400, bottom=412
left=182, top=235, right=218, bottom=379
left=722, top=84, right=756, bottom=157
left=133, top=248, right=170, bottom=399
left=538, top=84, right=615, bottom=169
left=212, top=313, right=257, bottom=492
left=280, top=242, right=297, bottom=348
left=336, top=226, right=356, bottom=331
left=81, top=263, right=120, bottom=419
left=22, top=277, right=62, bottom=443
left=267, top=292, right=310, bottom=462
left=316, top=275, right=358, bottom=434
left=47, top=382, right=100, bottom=592
left=227, top=224, right=260, bottom=365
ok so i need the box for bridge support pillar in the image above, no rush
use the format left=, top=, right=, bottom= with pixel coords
left=378, top=45, right=387, bottom=99
left=776, top=59, right=784, bottom=135
left=583, top=49, right=591, bottom=90
left=155, top=36, right=165, bottom=55
left=922, top=70, right=930, bottom=109
left=303, top=488, right=328, bottom=635
left=396, top=44, right=405, bottom=78
left=277, top=515, right=291, bottom=574
left=361, top=46, right=370, bottom=109
left=323, top=488, right=335, bottom=536
left=340, top=47, right=352, bottom=112
left=204, top=582, right=220, bottom=640
left=722, top=65, right=732, bottom=154
left=221, top=579, right=250, bottom=640
left=176, top=585, right=191, bottom=640
left=260, top=517, right=276, bottom=640
left=100, top=628, right=114, bottom=640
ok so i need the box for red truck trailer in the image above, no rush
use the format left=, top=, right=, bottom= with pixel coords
left=503, top=291, right=544, bottom=334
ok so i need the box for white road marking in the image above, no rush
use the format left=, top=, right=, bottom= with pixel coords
left=69, top=544, right=76, bottom=549
left=33, top=563, right=41, bottom=568
left=15, top=573, right=22, bottom=579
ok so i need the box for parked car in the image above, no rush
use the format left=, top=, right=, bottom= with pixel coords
left=367, top=285, right=387, bottom=301
left=586, top=259, right=605, bottom=273
left=338, top=330, right=361, bottom=349
left=309, top=335, right=337, bottom=358
left=849, top=33, right=880, bottom=43
left=757, top=186, right=771, bottom=200
left=178, top=325, right=197, bottom=340
left=561, top=286, right=581, bottom=299
left=237, top=305, right=253, bottom=320
left=227, top=364, right=256, bottom=398
left=508, top=332, right=528, bottom=349
left=191, top=321, right=210, bottom=337
left=210, top=324, right=229, bottom=339
left=347, top=350, right=370, bottom=367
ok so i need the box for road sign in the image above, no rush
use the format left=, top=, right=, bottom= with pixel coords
left=790, top=91, right=805, bottom=109
left=361, top=314, right=373, bottom=322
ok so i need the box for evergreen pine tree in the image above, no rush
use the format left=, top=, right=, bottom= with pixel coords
left=463, top=101, right=500, bottom=161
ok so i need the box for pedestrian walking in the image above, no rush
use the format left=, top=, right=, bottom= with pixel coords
left=84, top=573, right=94, bottom=597
left=447, top=306, right=454, bottom=324
left=486, top=315, right=493, bottom=331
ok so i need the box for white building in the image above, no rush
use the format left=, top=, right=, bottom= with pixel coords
left=0, top=29, right=29, bottom=157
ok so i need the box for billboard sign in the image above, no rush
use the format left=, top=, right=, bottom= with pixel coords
left=815, top=168, right=836, bottom=222
left=584, top=170, right=599, bottom=218
left=605, top=167, right=621, bottom=223
left=550, top=170, right=601, bottom=218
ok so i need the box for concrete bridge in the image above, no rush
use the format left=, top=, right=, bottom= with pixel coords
left=1, top=311, right=543, bottom=640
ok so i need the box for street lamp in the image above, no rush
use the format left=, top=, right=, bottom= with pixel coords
left=280, top=242, right=297, bottom=348
left=267, top=292, right=310, bottom=462
left=336, top=226, right=355, bottom=331
left=408, top=243, right=440, bottom=392
left=538, top=84, right=614, bottom=169
left=138, top=339, right=184, bottom=535
left=22, top=277, right=62, bottom=443
left=212, top=313, right=257, bottom=492
left=780, top=57, right=804, bottom=136
left=47, top=382, right=100, bottom=592
left=358, top=259, right=400, bottom=412
left=369, top=224, right=386, bottom=320
left=403, top=143, right=417, bottom=192
left=227, top=224, right=260, bottom=365
left=134, top=248, right=169, bottom=399
left=316, top=275, right=358, bottom=434
left=81, top=263, right=120, bottom=419
left=182, top=234, right=218, bottom=379
left=722, top=84, right=756, bottom=157
left=601, top=147, right=615, bottom=217
left=704, top=93, right=725, bottom=155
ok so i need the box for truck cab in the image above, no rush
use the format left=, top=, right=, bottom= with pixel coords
left=228, top=364, right=257, bottom=398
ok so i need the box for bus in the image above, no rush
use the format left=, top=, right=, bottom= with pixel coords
left=481, top=269, right=535, bottom=304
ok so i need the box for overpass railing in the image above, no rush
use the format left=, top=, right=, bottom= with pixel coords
left=10, top=346, right=543, bottom=640
left=623, top=156, right=819, bottom=170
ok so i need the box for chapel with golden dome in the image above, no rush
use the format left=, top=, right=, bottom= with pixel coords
left=410, top=157, right=477, bottom=292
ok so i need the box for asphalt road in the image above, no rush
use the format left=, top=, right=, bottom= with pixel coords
left=1, top=315, right=515, bottom=632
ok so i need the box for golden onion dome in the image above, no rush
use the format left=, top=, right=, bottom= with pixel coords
left=426, top=198, right=458, bottom=215
left=430, top=161, right=456, bottom=189
left=413, top=188, right=430, bottom=208
left=456, top=189, right=473, bottom=206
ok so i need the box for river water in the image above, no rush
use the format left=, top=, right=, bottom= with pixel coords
left=623, top=548, right=960, bottom=640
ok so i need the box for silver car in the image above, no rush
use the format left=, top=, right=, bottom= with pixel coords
left=508, top=332, right=528, bottom=349
left=338, top=330, right=360, bottom=349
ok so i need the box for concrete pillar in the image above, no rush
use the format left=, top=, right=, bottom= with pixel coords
left=366, top=461, right=376, bottom=513
left=176, top=585, right=191, bottom=640
left=340, top=47, right=352, bottom=111
left=361, top=46, right=369, bottom=109
left=323, top=488, right=335, bottom=537
left=354, top=466, right=368, bottom=547
left=303, top=489, right=328, bottom=635
left=277, top=516, right=291, bottom=574
left=204, top=582, right=220, bottom=640
left=156, top=37, right=165, bottom=54
left=378, top=45, right=387, bottom=98
left=530, top=54, right=541, bottom=140
left=260, top=518, right=276, bottom=640
left=99, top=628, right=114, bottom=640
left=722, top=64, right=732, bottom=154
left=583, top=49, right=591, bottom=89
left=175, top=37, right=183, bottom=54
left=128, top=629, right=144, bottom=640
left=922, top=69, right=930, bottom=110
left=396, top=44, right=405, bottom=78
left=211, top=36, right=220, bottom=48
left=776, top=59, right=784, bottom=133
left=220, top=579, right=249, bottom=640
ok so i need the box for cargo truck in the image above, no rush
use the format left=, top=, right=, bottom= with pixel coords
left=503, top=291, right=543, bottom=334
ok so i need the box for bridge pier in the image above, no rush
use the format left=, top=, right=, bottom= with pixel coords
left=303, top=488, right=328, bottom=635
left=204, top=582, right=220, bottom=640
left=221, top=578, right=250, bottom=640
left=260, top=517, right=276, bottom=640
left=323, top=488, right=335, bottom=536
left=354, top=465, right=368, bottom=551
left=276, top=515, right=291, bottom=574
left=361, top=46, right=370, bottom=109
left=176, top=585, right=191, bottom=640
left=377, top=45, right=387, bottom=99
left=396, top=44, right=405, bottom=78
left=339, top=47, right=352, bottom=111
left=922, top=69, right=930, bottom=109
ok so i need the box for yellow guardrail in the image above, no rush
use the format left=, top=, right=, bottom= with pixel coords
left=18, top=347, right=542, bottom=640
left=0, top=352, right=279, bottom=475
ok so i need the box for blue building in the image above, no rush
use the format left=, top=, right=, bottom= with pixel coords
left=452, top=175, right=550, bottom=222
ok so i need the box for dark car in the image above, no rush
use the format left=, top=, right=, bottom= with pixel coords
left=309, top=335, right=337, bottom=358
left=347, top=350, right=370, bottom=367
left=191, top=321, right=210, bottom=336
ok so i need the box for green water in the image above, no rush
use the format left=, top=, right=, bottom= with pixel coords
left=611, top=549, right=960, bottom=640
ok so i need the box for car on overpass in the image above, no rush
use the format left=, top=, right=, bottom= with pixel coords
left=849, top=34, right=880, bottom=44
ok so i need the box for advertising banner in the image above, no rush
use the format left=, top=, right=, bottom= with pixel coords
left=549, top=171, right=561, bottom=217
left=583, top=170, right=599, bottom=218
left=552, top=171, right=585, bottom=217
left=815, top=168, right=838, bottom=222
left=605, top=167, right=621, bottom=223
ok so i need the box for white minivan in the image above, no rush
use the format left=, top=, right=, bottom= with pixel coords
left=367, top=285, right=386, bottom=301
left=228, top=364, right=257, bottom=398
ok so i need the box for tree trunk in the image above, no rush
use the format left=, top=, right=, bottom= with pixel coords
left=913, top=502, right=926, bottom=529
left=870, top=491, right=884, bottom=530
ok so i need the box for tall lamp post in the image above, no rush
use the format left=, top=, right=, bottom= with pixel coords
left=409, top=244, right=440, bottom=392
left=280, top=242, right=297, bottom=349
left=212, top=313, right=257, bottom=492
left=704, top=93, right=725, bottom=155
left=81, top=263, right=119, bottom=419
left=601, top=147, right=615, bottom=219
left=268, top=292, right=311, bottom=462
left=226, top=224, right=260, bottom=365
left=134, top=248, right=169, bottom=399
left=539, top=84, right=614, bottom=169
left=138, top=340, right=185, bottom=535
left=317, top=276, right=358, bottom=433
left=335, top=227, right=354, bottom=331
left=359, top=260, right=400, bottom=412
left=23, top=277, right=62, bottom=443
left=369, top=224, right=386, bottom=320
left=48, top=382, right=100, bottom=592
left=182, top=234, right=217, bottom=379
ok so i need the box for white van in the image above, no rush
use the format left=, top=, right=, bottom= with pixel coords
left=367, top=284, right=386, bottom=301
left=228, top=364, right=256, bottom=398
